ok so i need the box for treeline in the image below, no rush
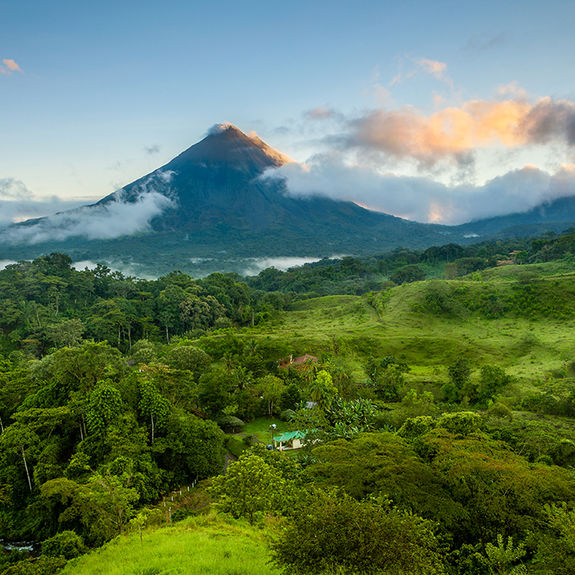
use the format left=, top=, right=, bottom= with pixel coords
left=2, top=229, right=574, bottom=356
left=0, top=253, right=292, bottom=357
left=247, top=229, right=575, bottom=296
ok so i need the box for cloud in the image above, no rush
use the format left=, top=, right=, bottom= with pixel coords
left=415, top=58, right=447, bottom=80
left=521, top=98, right=575, bottom=146
left=207, top=122, right=235, bottom=136
left=0, top=178, right=91, bottom=226
left=335, top=96, right=575, bottom=167
left=0, top=178, right=34, bottom=201
left=266, top=156, right=575, bottom=225
left=389, top=56, right=450, bottom=86
left=463, top=32, right=506, bottom=55
left=1, top=171, right=176, bottom=244
left=305, top=106, right=344, bottom=121
left=0, top=59, right=22, bottom=75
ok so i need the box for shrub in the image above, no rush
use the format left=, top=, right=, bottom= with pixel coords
left=216, top=415, right=245, bottom=433
left=42, top=530, right=85, bottom=560
left=437, top=412, right=482, bottom=436
left=398, top=415, right=436, bottom=439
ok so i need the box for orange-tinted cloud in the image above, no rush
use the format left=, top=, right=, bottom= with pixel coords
left=389, top=56, right=449, bottom=86
left=0, top=59, right=22, bottom=75
left=345, top=97, right=575, bottom=165
left=416, top=58, right=447, bottom=80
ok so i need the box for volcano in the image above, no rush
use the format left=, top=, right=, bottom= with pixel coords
left=0, top=124, right=454, bottom=273
left=96, top=123, right=447, bottom=242
left=5, top=124, right=575, bottom=276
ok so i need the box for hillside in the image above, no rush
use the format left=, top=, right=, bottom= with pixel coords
left=249, top=262, right=575, bottom=392
left=2, top=245, right=575, bottom=573
left=60, top=514, right=277, bottom=575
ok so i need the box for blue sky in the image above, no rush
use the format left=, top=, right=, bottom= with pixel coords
left=2, top=0, right=575, bottom=225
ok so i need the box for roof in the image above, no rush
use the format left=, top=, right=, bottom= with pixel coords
left=278, top=354, right=319, bottom=369
left=292, top=354, right=318, bottom=365
left=273, top=430, right=307, bottom=443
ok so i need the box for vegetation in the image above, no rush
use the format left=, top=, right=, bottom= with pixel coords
left=2, top=230, right=575, bottom=572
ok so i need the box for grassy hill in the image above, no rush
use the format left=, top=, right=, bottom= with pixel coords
left=247, top=261, right=575, bottom=398
left=61, top=514, right=278, bottom=575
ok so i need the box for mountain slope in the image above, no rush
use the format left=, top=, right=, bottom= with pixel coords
left=459, top=195, right=575, bottom=238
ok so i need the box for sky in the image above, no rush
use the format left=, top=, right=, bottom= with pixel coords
left=2, top=0, right=575, bottom=226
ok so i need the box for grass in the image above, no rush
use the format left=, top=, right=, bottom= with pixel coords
left=239, top=261, right=575, bottom=399
left=241, top=417, right=287, bottom=445
left=61, top=513, right=279, bottom=575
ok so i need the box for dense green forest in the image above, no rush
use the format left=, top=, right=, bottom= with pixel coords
left=2, top=231, right=575, bottom=574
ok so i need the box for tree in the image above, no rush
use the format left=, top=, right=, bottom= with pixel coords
left=156, top=410, right=224, bottom=486
left=41, top=530, right=85, bottom=559
left=210, top=451, right=292, bottom=524
left=308, top=370, right=337, bottom=410
left=366, top=357, right=407, bottom=402
left=41, top=474, right=138, bottom=546
left=390, top=265, right=426, bottom=285
left=0, top=423, right=39, bottom=491
left=442, top=358, right=475, bottom=403
left=483, top=534, right=527, bottom=575
left=137, top=379, right=170, bottom=444
left=164, top=345, right=211, bottom=376
left=270, top=490, right=445, bottom=574
left=198, top=367, right=234, bottom=417
left=257, top=375, right=285, bottom=416
left=86, top=381, right=123, bottom=435
left=44, top=319, right=85, bottom=349
left=533, top=503, right=575, bottom=574
left=478, top=365, right=512, bottom=403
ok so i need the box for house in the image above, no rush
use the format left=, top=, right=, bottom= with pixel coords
left=278, top=354, right=318, bottom=371
left=272, top=430, right=308, bottom=451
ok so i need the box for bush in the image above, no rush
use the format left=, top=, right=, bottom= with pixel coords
left=42, top=531, right=85, bottom=560
left=270, top=491, right=445, bottom=574
left=216, top=415, right=245, bottom=433
left=437, top=411, right=482, bottom=436
left=2, top=556, right=67, bottom=574
left=398, top=416, right=436, bottom=439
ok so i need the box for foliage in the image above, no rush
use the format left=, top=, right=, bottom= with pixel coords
left=41, top=530, right=85, bottom=559
left=483, top=534, right=527, bottom=575
left=270, top=490, right=445, bottom=574
left=210, top=451, right=294, bottom=524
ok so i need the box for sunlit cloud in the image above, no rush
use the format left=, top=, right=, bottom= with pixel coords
left=336, top=96, right=575, bottom=167
left=416, top=58, right=447, bottom=80
left=389, top=56, right=450, bottom=86
left=0, top=59, right=22, bottom=75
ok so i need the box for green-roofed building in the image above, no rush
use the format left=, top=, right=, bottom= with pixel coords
left=272, top=430, right=308, bottom=451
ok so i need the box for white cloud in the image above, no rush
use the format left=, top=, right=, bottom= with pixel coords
left=1, top=171, right=176, bottom=244
left=266, top=157, right=575, bottom=225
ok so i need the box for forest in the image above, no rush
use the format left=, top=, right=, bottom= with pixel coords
left=1, top=230, right=575, bottom=574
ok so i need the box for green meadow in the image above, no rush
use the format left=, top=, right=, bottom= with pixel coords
left=249, top=261, right=575, bottom=398
left=61, top=514, right=278, bottom=575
